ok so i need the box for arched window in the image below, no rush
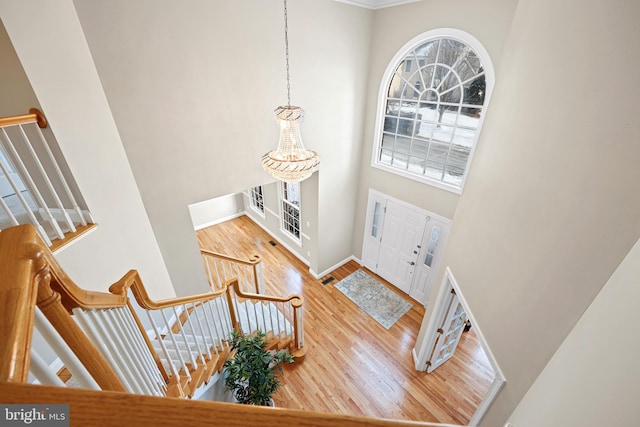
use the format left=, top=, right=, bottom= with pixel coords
left=372, top=29, right=494, bottom=193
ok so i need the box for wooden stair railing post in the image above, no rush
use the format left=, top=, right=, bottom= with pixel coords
left=225, top=279, right=241, bottom=334
left=292, top=297, right=303, bottom=351
left=34, top=253, right=127, bottom=392
left=0, top=228, right=39, bottom=383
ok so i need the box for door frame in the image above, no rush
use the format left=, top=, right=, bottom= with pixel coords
left=413, top=267, right=506, bottom=426
left=361, top=188, right=451, bottom=305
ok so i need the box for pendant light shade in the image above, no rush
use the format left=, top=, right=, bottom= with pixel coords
left=262, top=0, right=319, bottom=183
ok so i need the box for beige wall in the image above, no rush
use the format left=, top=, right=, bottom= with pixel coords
left=73, top=0, right=372, bottom=293
left=416, top=0, right=640, bottom=425
left=0, top=1, right=175, bottom=298
left=188, top=193, right=244, bottom=230
left=507, top=235, right=640, bottom=426
left=352, top=0, right=518, bottom=259
left=242, top=177, right=317, bottom=265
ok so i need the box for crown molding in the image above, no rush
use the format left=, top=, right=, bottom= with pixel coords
left=333, top=0, right=422, bottom=10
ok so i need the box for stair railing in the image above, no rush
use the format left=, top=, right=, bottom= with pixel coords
left=225, top=279, right=306, bottom=360
left=0, top=224, right=226, bottom=399
left=0, top=109, right=94, bottom=247
left=109, top=271, right=235, bottom=397
left=0, top=224, right=130, bottom=392
left=201, top=249, right=264, bottom=294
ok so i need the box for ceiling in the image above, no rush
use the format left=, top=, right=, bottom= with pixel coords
left=333, top=0, right=422, bottom=10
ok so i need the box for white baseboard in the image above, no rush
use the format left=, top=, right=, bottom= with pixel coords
left=309, top=255, right=362, bottom=279
left=193, top=211, right=246, bottom=231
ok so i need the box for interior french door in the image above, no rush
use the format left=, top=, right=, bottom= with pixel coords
left=427, top=289, right=467, bottom=373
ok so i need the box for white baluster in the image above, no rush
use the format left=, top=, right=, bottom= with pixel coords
left=199, top=301, right=219, bottom=355
left=181, top=304, right=206, bottom=364
left=34, top=307, right=99, bottom=390
left=212, top=258, right=223, bottom=290
left=33, top=124, right=86, bottom=227
left=15, top=125, right=64, bottom=239
left=97, top=309, right=151, bottom=395
left=116, top=307, right=166, bottom=395
left=146, top=310, right=180, bottom=378
left=73, top=308, right=134, bottom=392
left=159, top=309, right=191, bottom=379
left=29, top=349, right=66, bottom=387
left=0, top=133, right=51, bottom=245
left=191, top=303, right=213, bottom=358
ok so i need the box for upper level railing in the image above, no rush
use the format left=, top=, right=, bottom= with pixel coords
left=0, top=382, right=457, bottom=427
left=0, top=109, right=94, bottom=249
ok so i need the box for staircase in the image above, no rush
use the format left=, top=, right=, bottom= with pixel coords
left=0, top=224, right=454, bottom=427
left=0, top=224, right=304, bottom=400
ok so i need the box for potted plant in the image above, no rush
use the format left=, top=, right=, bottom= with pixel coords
left=223, top=330, right=294, bottom=406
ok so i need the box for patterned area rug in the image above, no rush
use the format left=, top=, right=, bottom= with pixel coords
left=335, top=269, right=413, bottom=329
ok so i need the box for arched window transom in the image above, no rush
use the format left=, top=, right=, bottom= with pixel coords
left=373, top=31, right=493, bottom=192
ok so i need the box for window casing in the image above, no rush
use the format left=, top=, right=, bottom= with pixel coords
left=249, top=186, right=264, bottom=216
left=372, top=29, right=494, bottom=193
left=280, top=182, right=300, bottom=242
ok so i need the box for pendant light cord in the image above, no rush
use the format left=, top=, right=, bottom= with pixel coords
left=283, top=0, right=291, bottom=107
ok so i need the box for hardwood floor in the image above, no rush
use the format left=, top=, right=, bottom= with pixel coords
left=196, top=215, right=493, bottom=425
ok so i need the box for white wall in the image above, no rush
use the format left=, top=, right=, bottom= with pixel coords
left=188, top=193, right=244, bottom=230
left=0, top=1, right=175, bottom=299
left=352, top=0, right=518, bottom=259
left=414, top=0, right=640, bottom=425
left=507, top=236, right=640, bottom=426
left=73, top=0, right=372, bottom=294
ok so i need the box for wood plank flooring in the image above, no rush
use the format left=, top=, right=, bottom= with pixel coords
left=196, top=215, right=493, bottom=425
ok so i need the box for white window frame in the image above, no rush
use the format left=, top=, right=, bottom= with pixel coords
left=371, top=28, right=495, bottom=194
left=249, top=186, right=265, bottom=217
left=279, top=181, right=301, bottom=245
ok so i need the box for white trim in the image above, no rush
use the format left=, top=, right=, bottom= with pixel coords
left=278, top=181, right=303, bottom=246
left=52, top=223, right=99, bottom=255
left=371, top=28, right=496, bottom=193
left=367, top=188, right=452, bottom=225
left=333, top=0, right=421, bottom=9
left=193, top=211, right=245, bottom=231
left=413, top=267, right=505, bottom=426
left=308, top=255, right=362, bottom=280
left=247, top=186, right=266, bottom=219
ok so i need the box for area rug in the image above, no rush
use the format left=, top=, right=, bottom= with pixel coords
left=335, top=269, right=412, bottom=329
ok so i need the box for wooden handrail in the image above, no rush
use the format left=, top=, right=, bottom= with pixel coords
left=0, top=108, right=47, bottom=129
left=0, top=382, right=456, bottom=427
left=0, top=227, right=39, bottom=383
left=0, top=224, right=127, bottom=391
left=200, top=249, right=261, bottom=266
left=109, top=270, right=226, bottom=310
left=229, top=279, right=303, bottom=306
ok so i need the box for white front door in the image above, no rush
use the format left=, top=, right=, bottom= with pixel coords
left=409, top=217, right=449, bottom=305
left=427, top=290, right=467, bottom=373
left=362, top=190, right=450, bottom=303
left=375, top=200, right=426, bottom=294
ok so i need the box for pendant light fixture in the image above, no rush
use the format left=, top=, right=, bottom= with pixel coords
left=262, top=0, right=320, bottom=183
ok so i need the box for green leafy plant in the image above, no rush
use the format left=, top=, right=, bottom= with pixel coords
left=223, top=330, right=294, bottom=405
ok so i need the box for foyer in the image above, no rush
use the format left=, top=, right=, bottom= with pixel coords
left=197, top=215, right=493, bottom=425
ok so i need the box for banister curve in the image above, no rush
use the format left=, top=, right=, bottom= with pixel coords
left=200, top=248, right=261, bottom=266
left=109, top=270, right=226, bottom=311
